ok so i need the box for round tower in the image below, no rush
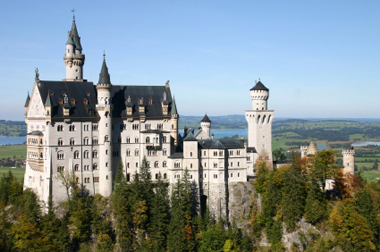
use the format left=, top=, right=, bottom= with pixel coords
left=250, top=80, right=269, bottom=110
left=96, top=54, right=113, bottom=197
left=342, top=148, right=355, bottom=176
left=64, top=15, right=85, bottom=81
left=200, top=114, right=211, bottom=138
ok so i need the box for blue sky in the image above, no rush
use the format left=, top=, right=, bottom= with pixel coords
left=0, top=1, right=379, bottom=120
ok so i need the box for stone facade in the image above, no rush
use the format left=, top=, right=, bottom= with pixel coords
left=23, top=16, right=274, bottom=218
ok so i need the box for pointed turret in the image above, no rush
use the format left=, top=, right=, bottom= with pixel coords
left=200, top=113, right=211, bottom=139
left=64, top=15, right=85, bottom=81
left=45, top=92, right=52, bottom=118
left=171, top=97, right=178, bottom=115
left=24, top=92, right=30, bottom=107
left=97, top=53, right=112, bottom=90
left=45, top=92, right=51, bottom=107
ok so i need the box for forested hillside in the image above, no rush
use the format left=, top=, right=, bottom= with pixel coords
left=0, top=120, right=26, bottom=137
left=1, top=152, right=380, bottom=251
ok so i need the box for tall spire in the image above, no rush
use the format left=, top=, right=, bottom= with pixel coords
left=69, top=16, right=82, bottom=51
left=171, top=97, right=178, bottom=115
left=98, top=52, right=111, bottom=85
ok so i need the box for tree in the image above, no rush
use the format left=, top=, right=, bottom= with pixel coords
left=55, top=170, right=79, bottom=204
left=273, top=149, right=286, bottom=162
left=114, top=159, right=125, bottom=189
left=304, top=177, right=326, bottom=223
left=311, top=150, right=340, bottom=191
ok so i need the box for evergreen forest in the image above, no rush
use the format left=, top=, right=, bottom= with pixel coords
left=0, top=153, right=380, bottom=251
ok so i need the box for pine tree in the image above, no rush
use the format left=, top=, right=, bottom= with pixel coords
left=114, top=159, right=125, bottom=189
left=150, top=172, right=170, bottom=252
left=304, top=177, right=325, bottom=223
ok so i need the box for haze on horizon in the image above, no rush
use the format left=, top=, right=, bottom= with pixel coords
left=0, top=1, right=379, bottom=121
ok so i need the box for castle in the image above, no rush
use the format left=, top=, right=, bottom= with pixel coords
left=23, top=16, right=274, bottom=217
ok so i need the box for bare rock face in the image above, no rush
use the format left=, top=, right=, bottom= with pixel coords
left=228, top=182, right=255, bottom=229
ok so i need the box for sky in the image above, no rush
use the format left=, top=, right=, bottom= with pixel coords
left=0, top=0, right=379, bottom=121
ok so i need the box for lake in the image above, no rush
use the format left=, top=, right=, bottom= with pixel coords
left=352, top=141, right=380, bottom=147
left=0, top=136, right=26, bottom=146
left=211, top=129, right=247, bottom=139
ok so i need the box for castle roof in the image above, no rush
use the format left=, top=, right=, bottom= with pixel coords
left=198, top=139, right=245, bottom=149
left=183, top=132, right=197, bottom=141
left=36, top=80, right=98, bottom=119
left=201, top=114, right=211, bottom=123
left=24, top=93, right=30, bottom=107
left=69, top=18, right=82, bottom=50
left=98, top=56, right=111, bottom=85
left=250, top=81, right=269, bottom=91
left=111, top=85, right=175, bottom=119
left=27, top=131, right=43, bottom=136
left=171, top=97, right=178, bottom=115
left=45, top=92, right=51, bottom=106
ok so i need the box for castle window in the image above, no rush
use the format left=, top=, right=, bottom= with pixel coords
left=127, top=174, right=131, bottom=182
left=74, top=151, right=79, bottom=159
left=204, top=174, right=206, bottom=178
left=126, top=149, right=131, bottom=156
left=74, top=164, right=79, bottom=171
left=106, top=150, right=108, bottom=155
left=163, top=161, right=167, bottom=167
left=84, top=178, right=90, bottom=183
left=40, top=152, right=43, bottom=158
left=70, top=138, right=75, bottom=146
left=135, top=149, right=139, bottom=156
left=105, top=162, right=108, bottom=167
left=57, top=151, right=64, bottom=160
left=92, top=124, right=98, bottom=131
left=237, top=162, right=240, bottom=167
left=94, top=177, right=99, bottom=182
left=126, top=137, right=131, bottom=143
left=213, top=174, right=218, bottom=179
left=57, top=125, right=63, bottom=131
left=204, top=163, right=206, bottom=168
left=93, top=138, right=98, bottom=145
left=84, top=151, right=89, bottom=159
left=93, top=163, right=98, bottom=170
left=57, top=166, right=64, bottom=172
left=146, top=137, right=150, bottom=143
left=230, top=162, right=233, bottom=167
left=213, top=151, right=217, bottom=156
left=83, top=137, right=89, bottom=145
left=163, top=149, right=167, bottom=156
left=154, top=161, right=159, bottom=168
left=135, top=138, right=139, bottom=143
left=219, top=151, right=223, bottom=156
left=58, top=138, right=63, bottom=146
left=204, top=151, right=206, bottom=156
left=231, top=173, right=233, bottom=178
left=164, top=173, right=167, bottom=179
left=163, top=136, right=167, bottom=143
left=127, top=163, right=130, bottom=168
left=106, top=175, right=109, bottom=180
left=190, top=163, right=193, bottom=168
left=69, top=125, right=75, bottom=131
left=213, top=163, right=218, bottom=168
left=157, top=123, right=163, bottom=129
left=133, top=124, right=139, bottom=130
left=155, top=173, right=158, bottom=179
left=76, top=177, right=79, bottom=183
left=236, top=150, right=241, bottom=155
left=105, top=135, right=109, bottom=141
left=190, top=152, right=193, bottom=157
left=174, top=162, right=181, bottom=168
left=145, top=124, right=151, bottom=130
left=136, top=162, right=139, bottom=168
left=84, top=165, right=90, bottom=171
left=93, top=150, right=98, bottom=158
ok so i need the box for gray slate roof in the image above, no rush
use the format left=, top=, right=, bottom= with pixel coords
left=24, top=93, right=30, bottom=107
left=250, top=81, right=269, bottom=91
left=183, top=132, right=197, bottom=141
left=315, top=141, right=330, bottom=152
left=111, top=85, right=175, bottom=119
left=171, top=98, right=178, bottom=115
left=69, top=18, right=82, bottom=51
left=27, top=131, right=43, bottom=136
left=201, top=114, right=211, bottom=123
left=98, top=58, right=111, bottom=85
left=198, top=139, right=244, bottom=149
left=37, top=81, right=98, bottom=119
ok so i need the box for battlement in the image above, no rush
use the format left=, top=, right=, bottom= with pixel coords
left=300, top=146, right=308, bottom=151
left=250, top=89, right=269, bottom=100
left=342, top=149, right=355, bottom=156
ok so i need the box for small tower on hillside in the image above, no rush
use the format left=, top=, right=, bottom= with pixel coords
left=171, top=97, right=179, bottom=147
left=245, top=80, right=274, bottom=167
left=201, top=114, right=211, bottom=139
left=300, top=145, right=308, bottom=158
left=96, top=53, right=113, bottom=197
left=64, top=14, right=85, bottom=81
left=342, top=147, right=355, bottom=176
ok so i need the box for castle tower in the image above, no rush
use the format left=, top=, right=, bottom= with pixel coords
left=200, top=114, right=211, bottom=139
left=170, top=97, right=179, bottom=147
left=300, top=145, right=308, bottom=158
left=96, top=54, right=113, bottom=197
left=64, top=15, right=85, bottom=81
left=342, top=148, right=355, bottom=176
left=245, top=80, right=274, bottom=166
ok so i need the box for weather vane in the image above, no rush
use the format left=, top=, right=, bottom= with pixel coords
left=71, top=8, right=76, bottom=19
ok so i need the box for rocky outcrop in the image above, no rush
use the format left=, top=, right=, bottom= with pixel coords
left=228, top=181, right=255, bottom=229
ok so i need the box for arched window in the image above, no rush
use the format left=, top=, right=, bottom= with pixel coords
left=40, top=152, right=43, bottom=159
left=74, top=164, right=79, bottom=171
left=127, top=173, right=131, bottom=182
left=155, top=173, right=158, bottom=179
left=84, top=151, right=89, bottom=158
left=126, top=149, right=131, bottom=156
left=58, top=138, right=63, bottom=146
left=163, top=161, right=167, bottom=167
left=83, top=137, right=89, bottom=145
left=74, top=151, right=79, bottom=159
left=174, top=162, right=181, bottom=168
left=105, top=135, right=109, bottom=142
left=70, top=138, right=75, bottom=146
left=93, top=150, right=98, bottom=158
left=135, top=149, right=139, bottom=156
left=57, top=151, right=64, bottom=160
left=126, top=137, right=130, bottom=143
left=163, top=136, right=167, bottom=143
left=190, top=152, right=192, bottom=157
left=164, top=173, right=167, bottom=179
left=146, top=137, right=150, bottom=143
left=154, top=161, right=159, bottom=168
left=93, top=163, right=98, bottom=170
left=93, top=138, right=98, bottom=145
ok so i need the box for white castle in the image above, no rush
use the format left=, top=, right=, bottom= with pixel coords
left=23, top=16, right=274, bottom=217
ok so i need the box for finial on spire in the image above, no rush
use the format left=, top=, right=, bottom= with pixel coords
left=103, top=50, right=106, bottom=60
left=71, top=8, right=76, bottom=20
left=259, top=78, right=261, bottom=81
left=255, top=80, right=257, bottom=85
left=35, top=68, right=39, bottom=80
